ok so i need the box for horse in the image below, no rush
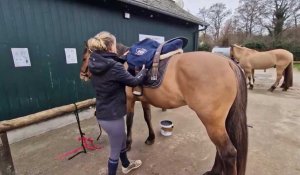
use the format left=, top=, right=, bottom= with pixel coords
left=80, top=43, right=248, bottom=175
left=230, top=44, right=293, bottom=91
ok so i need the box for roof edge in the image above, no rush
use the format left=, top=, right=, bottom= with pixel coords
left=118, top=0, right=209, bottom=26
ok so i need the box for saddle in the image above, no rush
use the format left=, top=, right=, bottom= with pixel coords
left=126, top=37, right=188, bottom=83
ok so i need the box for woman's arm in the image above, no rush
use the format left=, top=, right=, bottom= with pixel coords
left=111, top=63, right=147, bottom=87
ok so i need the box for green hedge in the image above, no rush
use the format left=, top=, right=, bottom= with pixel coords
left=294, top=64, right=300, bottom=71
left=293, top=51, right=300, bottom=61
left=242, top=40, right=300, bottom=61
left=198, top=42, right=211, bottom=51
left=243, top=41, right=267, bottom=51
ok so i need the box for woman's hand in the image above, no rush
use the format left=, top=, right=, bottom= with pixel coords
left=123, top=51, right=129, bottom=56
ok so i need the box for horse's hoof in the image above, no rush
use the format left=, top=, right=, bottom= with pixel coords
left=249, top=86, right=253, bottom=90
left=203, top=171, right=220, bottom=175
left=282, top=88, right=288, bottom=91
left=268, top=86, right=276, bottom=92
left=268, top=88, right=273, bottom=92
left=145, top=138, right=155, bottom=145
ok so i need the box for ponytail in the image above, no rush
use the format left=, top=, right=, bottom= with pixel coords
left=87, top=31, right=115, bottom=52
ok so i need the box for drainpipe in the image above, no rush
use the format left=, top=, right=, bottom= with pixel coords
left=194, top=25, right=208, bottom=51
left=199, top=25, right=208, bottom=32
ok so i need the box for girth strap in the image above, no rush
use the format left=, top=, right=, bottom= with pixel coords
left=151, top=42, right=165, bottom=80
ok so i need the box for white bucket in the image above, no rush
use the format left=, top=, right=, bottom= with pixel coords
left=160, top=120, right=174, bottom=136
left=212, top=47, right=231, bottom=58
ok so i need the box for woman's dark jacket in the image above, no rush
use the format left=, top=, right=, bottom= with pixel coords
left=88, top=51, right=147, bottom=121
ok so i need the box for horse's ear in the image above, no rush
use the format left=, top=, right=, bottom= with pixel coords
left=230, top=44, right=237, bottom=48
left=116, top=43, right=129, bottom=57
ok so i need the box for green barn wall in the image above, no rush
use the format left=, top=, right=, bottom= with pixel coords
left=0, top=0, right=199, bottom=120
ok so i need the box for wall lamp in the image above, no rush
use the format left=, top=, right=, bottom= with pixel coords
left=124, top=12, right=130, bottom=19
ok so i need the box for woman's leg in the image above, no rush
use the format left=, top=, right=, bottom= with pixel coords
left=120, top=134, right=130, bottom=168
left=98, top=117, right=127, bottom=175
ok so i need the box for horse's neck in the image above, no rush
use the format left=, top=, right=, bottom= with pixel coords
left=235, top=47, right=257, bottom=60
left=234, top=48, right=245, bottom=61
left=245, top=49, right=257, bottom=56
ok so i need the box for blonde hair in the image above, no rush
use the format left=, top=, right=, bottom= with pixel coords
left=87, top=31, right=116, bottom=52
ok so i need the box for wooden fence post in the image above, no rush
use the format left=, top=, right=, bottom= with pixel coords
left=0, top=132, right=15, bottom=175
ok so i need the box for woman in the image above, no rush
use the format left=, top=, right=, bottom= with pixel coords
left=87, top=31, right=147, bottom=175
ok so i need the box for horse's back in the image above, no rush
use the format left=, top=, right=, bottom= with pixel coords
left=174, top=51, right=238, bottom=110
left=176, top=51, right=237, bottom=80
left=142, top=51, right=238, bottom=109
left=178, top=51, right=235, bottom=69
left=245, top=52, right=277, bottom=69
left=268, top=49, right=293, bottom=63
left=243, top=49, right=292, bottom=69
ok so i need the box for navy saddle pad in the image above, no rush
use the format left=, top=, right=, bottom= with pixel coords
left=126, top=37, right=188, bottom=70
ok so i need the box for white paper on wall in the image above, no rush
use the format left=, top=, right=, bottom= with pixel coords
left=139, top=34, right=165, bottom=43
left=65, top=48, right=78, bottom=64
left=11, top=48, right=31, bottom=67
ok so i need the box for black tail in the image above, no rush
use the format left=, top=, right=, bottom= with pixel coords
left=283, top=61, right=293, bottom=89
left=227, top=62, right=248, bottom=175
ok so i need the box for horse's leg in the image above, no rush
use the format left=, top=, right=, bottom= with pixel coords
left=204, top=121, right=237, bottom=175
left=126, top=98, right=136, bottom=151
left=245, top=71, right=253, bottom=90
left=268, top=66, right=284, bottom=92
left=203, top=150, right=223, bottom=175
left=141, top=102, right=155, bottom=145
left=251, top=69, right=255, bottom=83
left=280, top=68, right=286, bottom=88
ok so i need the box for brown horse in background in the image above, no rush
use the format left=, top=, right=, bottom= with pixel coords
left=80, top=44, right=248, bottom=175
left=231, top=44, right=293, bottom=91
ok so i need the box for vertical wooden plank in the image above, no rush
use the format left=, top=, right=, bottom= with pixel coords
left=0, top=132, right=15, bottom=175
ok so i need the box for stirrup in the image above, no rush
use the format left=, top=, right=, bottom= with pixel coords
left=132, top=86, right=143, bottom=96
left=133, top=91, right=142, bottom=96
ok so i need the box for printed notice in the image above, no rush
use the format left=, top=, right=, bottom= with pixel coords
left=65, top=48, right=78, bottom=64
left=139, top=34, right=165, bottom=43
left=11, top=48, right=31, bottom=67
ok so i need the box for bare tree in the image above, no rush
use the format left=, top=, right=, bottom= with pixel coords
left=198, top=7, right=209, bottom=38
left=207, top=3, right=232, bottom=41
left=236, top=0, right=267, bottom=36
left=287, top=0, right=300, bottom=27
left=263, top=0, right=300, bottom=38
left=219, top=19, right=234, bottom=46
left=198, top=7, right=209, bottom=23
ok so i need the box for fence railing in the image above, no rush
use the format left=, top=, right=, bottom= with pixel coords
left=0, top=98, right=96, bottom=175
left=292, top=51, right=300, bottom=61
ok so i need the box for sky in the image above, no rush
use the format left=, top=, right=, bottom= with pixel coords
left=182, top=0, right=239, bottom=16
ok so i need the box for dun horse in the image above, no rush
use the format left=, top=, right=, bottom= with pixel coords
left=80, top=43, right=248, bottom=175
left=231, top=44, right=293, bottom=91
